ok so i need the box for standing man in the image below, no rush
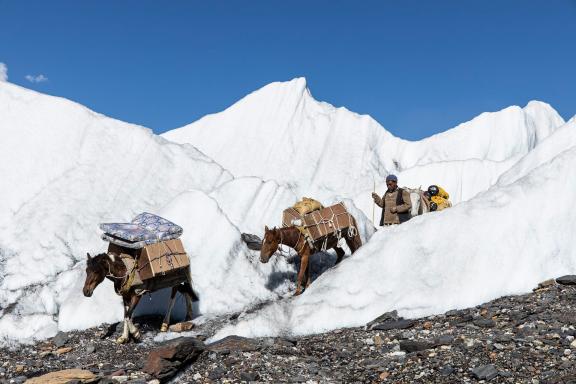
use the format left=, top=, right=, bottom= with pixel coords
left=372, top=174, right=412, bottom=226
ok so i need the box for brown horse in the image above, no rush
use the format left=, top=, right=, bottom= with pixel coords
left=260, top=222, right=362, bottom=295
left=83, top=252, right=198, bottom=344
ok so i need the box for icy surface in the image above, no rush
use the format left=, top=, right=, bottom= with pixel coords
left=0, top=77, right=572, bottom=344
left=164, top=78, right=564, bottom=202
left=213, top=144, right=576, bottom=339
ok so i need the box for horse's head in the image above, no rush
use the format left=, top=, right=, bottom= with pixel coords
left=260, top=226, right=280, bottom=263
left=83, top=253, right=108, bottom=297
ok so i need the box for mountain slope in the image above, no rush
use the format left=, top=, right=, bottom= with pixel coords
left=163, top=78, right=564, bottom=200
left=213, top=140, right=576, bottom=339
left=0, top=78, right=572, bottom=345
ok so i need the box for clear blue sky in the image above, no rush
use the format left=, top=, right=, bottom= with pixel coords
left=1, top=1, right=574, bottom=139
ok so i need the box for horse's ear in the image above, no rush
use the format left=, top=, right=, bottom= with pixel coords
left=265, top=225, right=269, bottom=232
left=86, top=253, right=92, bottom=260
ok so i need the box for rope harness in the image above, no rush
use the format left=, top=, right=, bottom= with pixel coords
left=279, top=204, right=359, bottom=254
left=105, top=256, right=138, bottom=296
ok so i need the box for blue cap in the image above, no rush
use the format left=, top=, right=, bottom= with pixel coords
left=385, top=174, right=398, bottom=182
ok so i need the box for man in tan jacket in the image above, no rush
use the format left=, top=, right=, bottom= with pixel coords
left=372, top=174, right=412, bottom=226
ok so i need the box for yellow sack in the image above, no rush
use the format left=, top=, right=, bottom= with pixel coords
left=293, top=197, right=323, bottom=215
left=431, top=195, right=452, bottom=211
left=436, top=186, right=450, bottom=200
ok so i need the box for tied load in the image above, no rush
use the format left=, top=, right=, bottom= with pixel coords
left=99, top=212, right=190, bottom=282
left=83, top=212, right=198, bottom=344
left=283, top=197, right=358, bottom=248
left=427, top=185, right=452, bottom=212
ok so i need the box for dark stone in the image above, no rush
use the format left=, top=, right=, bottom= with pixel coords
left=208, top=367, right=226, bottom=380
left=110, top=369, right=125, bottom=377
left=85, top=343, right=96, bottom=354
left=52, top=331, right=69, bottom=348
left=371, top=319, right=415, bottom=331
left=274, top=338, right=296, bottom=347
left=207, top=335, right=260, bottom=352
left=473, top=318, right=496, bottom=328
left=399, top=340, right=433, bottom=353
left=144, top=336, right=205, bottom=380
left=439, top=365, right=455, bottom=376
left=366, top=311, right=399, bottom=329
left=435, top=335, right=454, bottom=346
left=362, top=358, right=387, bottom=369
left=494, top=334, right=512, bottom=343
left=556, top=275, right=576, bottom=285
left=471, top=364, right=499, bottom=380
left=240, top=371, right=260, bottom=382
left=241, top=233, right=262, bottom=251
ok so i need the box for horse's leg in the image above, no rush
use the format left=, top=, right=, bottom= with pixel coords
left=295, top=250, right=310, bottom=296
left=334, top=246, right=345, bottom=264
left=161, top=286, right=178, bottom=332
left=345, top=233, right=362, bottom=254
left=305, top=254, right=313, bottom=288
left=126, top=294, right=141, bottom=340
left=116, top=296, right=131, bottom=344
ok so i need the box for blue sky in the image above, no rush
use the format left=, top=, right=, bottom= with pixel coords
left=1, top=1, right=574, bottom=139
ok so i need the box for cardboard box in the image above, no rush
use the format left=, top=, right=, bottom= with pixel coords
left=282, top=207, right=303, bottom=228
left=137, top=239, right=190, bottom=281
left=302, top=202, right=353, bottom=241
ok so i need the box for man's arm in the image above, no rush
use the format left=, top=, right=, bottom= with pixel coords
left=372, top=192, right=384, bottom=208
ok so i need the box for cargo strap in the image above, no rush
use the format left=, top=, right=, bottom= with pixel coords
left=119, top=256, right=141, bottom=295
left=105, top=255, right=140, bottom=296
left=306, top=205, right=357, bottom=252
left=137, top=242, right=186, bottom=277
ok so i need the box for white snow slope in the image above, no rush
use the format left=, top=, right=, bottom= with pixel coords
left=0, top=77, right=572, bottom=344
left=213, top=119, right=576, bottom=339
left=164, top=78, right=564, bottom=203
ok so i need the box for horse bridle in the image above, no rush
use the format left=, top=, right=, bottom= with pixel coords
left=275, top=228, right=307, bottom=257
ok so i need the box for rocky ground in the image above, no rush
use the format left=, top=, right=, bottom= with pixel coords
left=2, top=277, right=576, bottom=383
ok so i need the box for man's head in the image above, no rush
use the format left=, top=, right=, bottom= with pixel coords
left=386, top=174, right=398, bottom=192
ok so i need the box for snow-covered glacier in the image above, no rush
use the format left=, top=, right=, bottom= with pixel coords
left=0, top=77, right=573, bottom=344
left=212, top=120, right=576, bottom=339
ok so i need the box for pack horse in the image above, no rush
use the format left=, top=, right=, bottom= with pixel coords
left=260, top=200, right=362, bottom=295
left=83, top=213, right=198, bottom=344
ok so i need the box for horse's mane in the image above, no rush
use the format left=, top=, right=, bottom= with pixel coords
left=87, top=253, right=111, bottom=268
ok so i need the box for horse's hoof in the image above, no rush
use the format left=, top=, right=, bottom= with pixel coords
left=116, top=336, right=128, bottom=344
left=160, top=323, right=169, bottom=332
left=293, top=290, right=302, bottom=296
left=132, top=331, right=141, bottom=340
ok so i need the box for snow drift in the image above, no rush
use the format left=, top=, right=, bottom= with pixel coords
left=0, top=82, right=288, bottom=343
left=213, top=122, right=576, bottom=339
left=0, top=77, right=572, bottom=344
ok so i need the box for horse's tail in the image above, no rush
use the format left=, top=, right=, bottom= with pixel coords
left=190, top=287, right=200, bottom=302
left=185, top=269, right=200, bottom=302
